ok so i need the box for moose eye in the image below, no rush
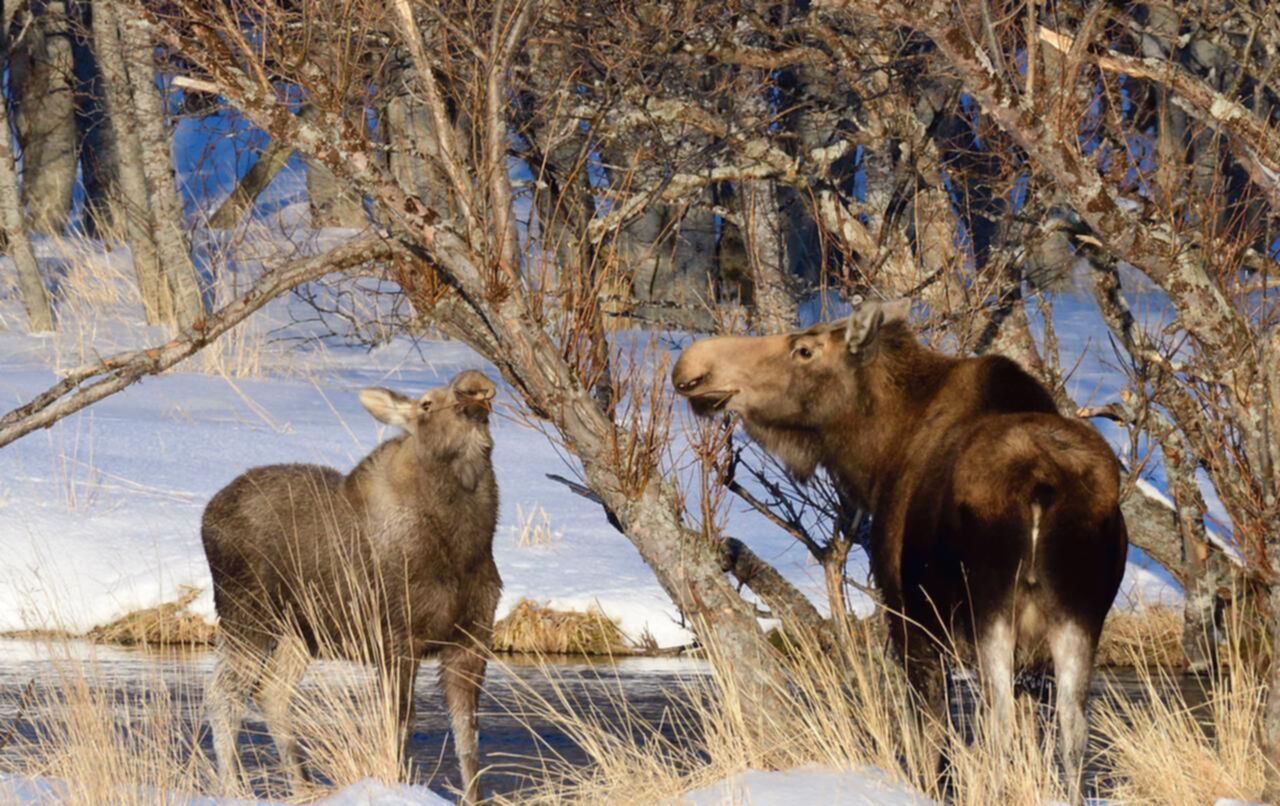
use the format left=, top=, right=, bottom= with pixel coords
left=419, top=400, right=432, bottom=412
left=795, top=346, right=813, bottom=360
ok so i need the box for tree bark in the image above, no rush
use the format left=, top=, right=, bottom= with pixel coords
left=118, top=7, right=204, bottom=328
left=738, top=180, right=797, bottom=335
left=308, top=157, right=366, bottom=228
left=0, top=68, right=54, bottom=331
left=92, top=0, right=168, bottom=324
left=14, top=0, right=78, bottom=236
left=71, top=0, right=119, bottom=236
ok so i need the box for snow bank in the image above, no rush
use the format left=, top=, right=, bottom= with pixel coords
left=679, top=767, right=934, bottom=805
left=0, top=775, right=447, bottom=805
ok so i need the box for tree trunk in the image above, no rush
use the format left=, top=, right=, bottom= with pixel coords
left=119, top=8, right=204, bottom=327
left=737, top=180, right=796, bottom=334
left=92, top=0, right=168, bottom=324
left=823, top=540, right=853, bottom=649
left=0, top=72, right=54, bottom=331
left=71, top=0, right=118, bottom=236
left=14, top=1, right=78, bottom=236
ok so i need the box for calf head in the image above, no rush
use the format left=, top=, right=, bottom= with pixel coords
left=671, top=298, right=909, bottom=479
left=359, top=370, right=497, bottom=488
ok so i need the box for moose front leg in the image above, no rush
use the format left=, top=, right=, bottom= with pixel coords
left=388, top=654, right=421, bottom=775
left=439, top=644, right=486, bottom=805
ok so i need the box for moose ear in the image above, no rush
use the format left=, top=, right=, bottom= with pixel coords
left=359, top=388, right=419, bottom=432
left=844, top=296, right=909, bottom=356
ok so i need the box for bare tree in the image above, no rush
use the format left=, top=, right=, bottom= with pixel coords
left=13, top=1, right=79, bottom=236
left=118, top=7, right=204, bottom=326
left=130, top=0, right=792, bottom=713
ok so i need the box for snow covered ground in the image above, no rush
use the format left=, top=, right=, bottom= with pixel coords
left=680, top=767, right=934, bottom=805
left=0, top=774, right=450, bottom=805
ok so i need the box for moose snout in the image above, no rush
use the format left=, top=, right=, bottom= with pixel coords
left=452, top=371, right=497, bottom=416
left=671, top=351, right=710, bottom=395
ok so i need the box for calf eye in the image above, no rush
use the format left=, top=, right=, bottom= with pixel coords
left=419, top=400, right=432, bottom=412
left=795, top=346, right=813, bottom=360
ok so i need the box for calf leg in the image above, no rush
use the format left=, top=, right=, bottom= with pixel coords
left=977, top=615, right=1016, bottom=749
left=388, top=655, right=421, bottom=774
left=255, top=634, right=312, bottom=793
left=1049, top=620, right=1094, bottom=805
left=439, top=645, right=486, bottom=805
left=208, top=636, right=261, bottom=795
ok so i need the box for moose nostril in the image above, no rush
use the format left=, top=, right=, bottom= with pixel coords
left=675, top=374, right=706, bottom=392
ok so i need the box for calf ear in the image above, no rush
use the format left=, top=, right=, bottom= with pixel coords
left=359, top=388, right=419, bottom=432
left=845, top=297, right=909, bottom=356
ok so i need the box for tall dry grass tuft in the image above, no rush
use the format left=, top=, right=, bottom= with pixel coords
left=1094, top=606, right=1268, bottom=804
left=1095, top=605, right=1186, bottom=668
left=498, top=609, right=1270, bottom=805
left=276, top=652, right=407, bottom=794
left=492, top=600, right=630, bottom=656
left=497, top=621, right=943, bottom=804
left=514, top=503, right=558, bottom=548
left=3, top=641, right=215, bottom=805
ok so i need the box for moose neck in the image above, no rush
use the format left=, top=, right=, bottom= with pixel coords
left=819, top=334, right=956, bottom=507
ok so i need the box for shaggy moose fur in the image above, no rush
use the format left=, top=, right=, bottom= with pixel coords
left=201, top=370, right=500, bottom=803
left=672, top=300, right=1127, bottom=801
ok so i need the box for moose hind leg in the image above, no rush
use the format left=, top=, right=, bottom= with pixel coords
left=1049, top=620, right=1093, bottom=805
left=977, top=615, right=1016, bottom=749
left=208, top=638, right=260, bottom=795
left=903, top=642, right=948, bottom=793
left=439, top=645, right=486, bottom=805
left=256, top=634, right=312, bottom=793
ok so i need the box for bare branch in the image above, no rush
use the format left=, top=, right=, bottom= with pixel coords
left=0, top=236, right=400, bottom=449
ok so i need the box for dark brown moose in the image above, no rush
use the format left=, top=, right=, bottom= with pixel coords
left=201, top=370, right=501, bottom=803
left=672, top=298, right=1127, bottom=801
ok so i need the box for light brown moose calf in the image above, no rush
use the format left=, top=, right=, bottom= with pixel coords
left=672, top=299, right=1127, bottom=803
left=201, top=370, right=500, bottom=803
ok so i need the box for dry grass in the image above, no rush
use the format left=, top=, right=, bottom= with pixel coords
left=85, top=586, right=216, bottom=647
left=498, top=612, right=1270, bottom=805
left=1094, top=605, right=1268, bottom=805
left=492, top=599, right=631, bottom=656
left=1096, top=605, right=1187, bottom=668
left=2, top=640, right=217, bottom=804
left=515, top=503, right=558, bottom=548
left=1, top=591, right=1268, bottom=805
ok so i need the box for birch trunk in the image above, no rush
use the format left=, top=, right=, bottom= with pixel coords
left=92, top=0, right=168, bottom=324
left=119, top=8, right=204, bottom=327
left=14, top=1, right=77, bottom=236
left=0, top=76, right=54, bottom=331
left=738, top=180, right=796, bottom=334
